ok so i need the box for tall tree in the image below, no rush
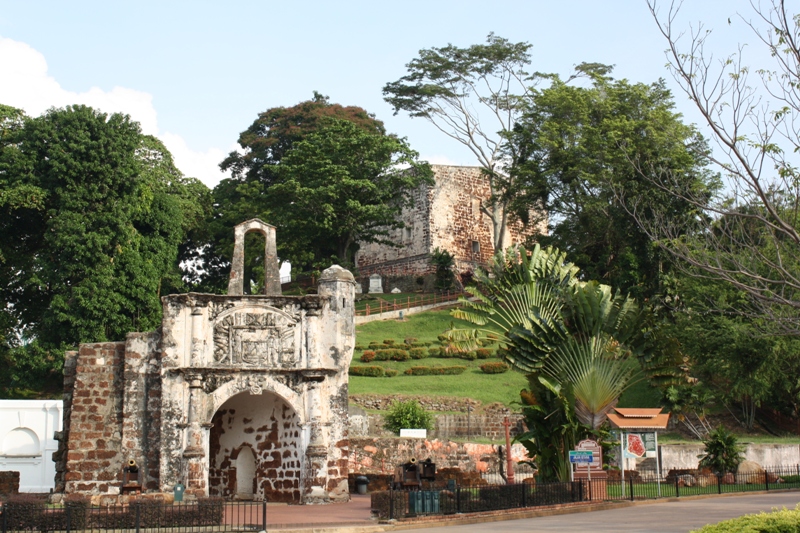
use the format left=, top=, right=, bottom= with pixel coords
left=507, top=68, right=713, bottom=300
left=383, top=34, right=533, bottom=251
left=0, top=104, right=208, bottom=349
left=198, top=94, right=428, bottom=290
left=268, top=118, right=432, bottom=265
left=624, top=1, right=800, bottom=330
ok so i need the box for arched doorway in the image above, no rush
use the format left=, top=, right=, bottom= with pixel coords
left=208, top=391, right=302, bottom=502
left=235, top=446, right=256, bottom=500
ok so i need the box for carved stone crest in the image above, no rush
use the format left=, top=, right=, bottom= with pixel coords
left=213, top=311, right=297, bottom=367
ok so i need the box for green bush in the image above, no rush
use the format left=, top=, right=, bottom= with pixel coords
left=368, top=341, right=382, bottom=350
left=428, top=347, right=443, bottom=357
left=691, top=506, right=800, bottom=532
left=475, top=348, right=493, bottom=359
left=480, top=362, right=509, bottom=374
left=354, top=344, right=365, bottom=351
left=360, top=351, right=376, bottom=363
left=459, top=351, right=477, bottom=361
left=383, top=399, right=433, bottom=434
left=384, top=368, right=399, bottom=377
left=403, top=366, right=467, bottom=376
left=383, top=339, right=396, bottom=345
left=374, top=348, right=410, bottom=361
left=699, top=426, right=744, bottom=474
left=349, top=366, right=385, bottom=377
left=409, top=348, right=428, bottom=359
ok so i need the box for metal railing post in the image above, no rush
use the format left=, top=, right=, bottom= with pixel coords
left=456, top=486, right=462, bottom=513
left=262, top=499, right=267, bottom=531
left=675, top=475, right=679, bottom=498
left=629, top=477, right=634, bottom=501
left=389, top=487, right=394, bottom=520
left=765, top=470, right=770, bottom=491
left=717, top=474, right=721, bottom=494
left=66, top=504, right=71, bottom=533
left=135, top=503, right=141, bottom=533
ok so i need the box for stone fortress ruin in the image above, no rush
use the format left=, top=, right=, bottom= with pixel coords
left=56, top=219, right=355, bottom=504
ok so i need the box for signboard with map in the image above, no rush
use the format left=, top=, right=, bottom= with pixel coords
left=623, top=432, right=657, bottom=458
left=574, top=439, right=603, bottom=474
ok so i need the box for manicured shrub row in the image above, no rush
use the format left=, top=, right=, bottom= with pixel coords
left=360, top=349, right=411, bottom=362
left=692, top=507, right=800, bottom=532
left=403, top=366, right=466, bottom=376
left=480, top=362, right=509, bottom=374
left=350, top=366, right=398, bottom=377
left=426, top=347, right=496, bottom=360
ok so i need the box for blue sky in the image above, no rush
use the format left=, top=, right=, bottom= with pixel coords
left=0, top=1, right=761, bottom=187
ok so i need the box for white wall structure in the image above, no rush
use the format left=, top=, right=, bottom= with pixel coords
left=0, top=400, right=62, bottom=492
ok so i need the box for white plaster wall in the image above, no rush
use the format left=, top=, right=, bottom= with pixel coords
left=0, top=400, right=62, bottom=492
left=660, top=443, right=800, bottom=471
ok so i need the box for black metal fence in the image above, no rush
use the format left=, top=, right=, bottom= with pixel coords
left=373, top=481, right=584, bottom=520
left=602, top=465, right=800, bottom=501
left=0, top=499, right=267, bottom=533
left=372, top=465, right=800, bottom=520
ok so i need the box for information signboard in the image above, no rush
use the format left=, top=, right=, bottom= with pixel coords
left=569, top=450, right=593, bottom=463
left=623, top=432, right=657, bottom=458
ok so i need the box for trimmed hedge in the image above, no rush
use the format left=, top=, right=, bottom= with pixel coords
left=374, top=349, right=410, bottom=361
left=384, top=369, right=399, bottom=377
left=404, top=366, right=467, bottom=376
left=480, top=362, right=509, bottom=374
left=475, top=348, right=493, bottom=359
left=360, top=351, right=376, bottom=363
left=691, top=507, right=800, bottom=532
left=350, top=366, right=386, bottom=377
left=409, top=348, right=428, bottom=359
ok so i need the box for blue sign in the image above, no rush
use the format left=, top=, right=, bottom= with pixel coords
left=569, top=451, right=593, bottom=464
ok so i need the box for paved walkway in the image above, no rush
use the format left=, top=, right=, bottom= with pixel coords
left=394, top=492, right=800, bottom=532
left=266, top=492, right=800, bottom=532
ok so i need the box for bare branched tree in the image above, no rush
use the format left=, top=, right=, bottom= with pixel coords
left=383, top=34, right=533, bottom=250
left=617, top=1, right=800, bottom=331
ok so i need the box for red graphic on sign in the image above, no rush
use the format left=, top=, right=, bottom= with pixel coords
left=627, top=434, right=645, bottom=457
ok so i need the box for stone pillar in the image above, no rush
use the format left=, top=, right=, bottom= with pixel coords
left=227, top=218, right=281, bottom=296
left=303, top=375, right=328, bottom=502
left=183, top=373, right=206, bottom=496
left=190, top=304, right=205, bottom=365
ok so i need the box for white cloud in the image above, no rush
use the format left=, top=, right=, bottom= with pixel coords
left=0, top=36, right=228, bottom=187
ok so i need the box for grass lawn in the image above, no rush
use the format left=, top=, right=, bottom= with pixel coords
left=352, top=308, right=668, bottom=410
left=354, top=292, right=460, bottom=313
left=352, top=309, right=528, bottom=408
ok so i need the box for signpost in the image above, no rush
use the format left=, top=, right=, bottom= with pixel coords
left=568, top=450, right=593, bottom=483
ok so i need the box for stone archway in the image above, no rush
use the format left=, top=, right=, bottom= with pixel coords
left=208, top=390, right=302, bottom=502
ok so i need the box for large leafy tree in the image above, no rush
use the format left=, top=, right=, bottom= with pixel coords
left=196, top=94, right=423, bottom=291
left=507, top=68, right=713, bottom=300
left=269, top=118, right=432, bottom=266
left=384, top=34, right=533, bottom=251
left=0, top=104, right=208, bottom=352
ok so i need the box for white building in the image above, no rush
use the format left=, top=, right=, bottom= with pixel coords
left=0, top=400, right=62, bottom=492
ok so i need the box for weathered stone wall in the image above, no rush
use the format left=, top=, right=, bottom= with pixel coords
left=121, top=331, right=162, bottom=491
left=53, top=351, right=78, bottom=493
left=348, top=438, right=527, bottom=475
left=64, top=342, right=126, bottom=494
left=356, top=165, right=544, bottom=277
left=0, top=471, right=20, bottom=495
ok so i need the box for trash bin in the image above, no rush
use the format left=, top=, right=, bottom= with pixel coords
left=355, top=476, right=369, bottom=495
left=173, top=483, right=186, bottom=502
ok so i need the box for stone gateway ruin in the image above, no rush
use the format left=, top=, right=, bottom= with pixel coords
left=56, top=219, right=356, bottom=504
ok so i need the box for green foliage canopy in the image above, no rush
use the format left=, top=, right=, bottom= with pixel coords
left=0, top=104, right=208, bottom=368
